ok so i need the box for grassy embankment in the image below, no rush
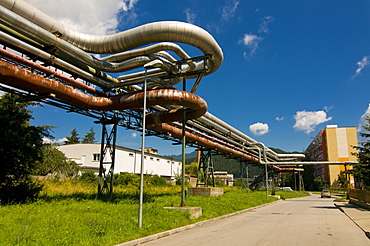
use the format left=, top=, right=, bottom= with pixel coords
left=0, top=179, right=308, bottom=246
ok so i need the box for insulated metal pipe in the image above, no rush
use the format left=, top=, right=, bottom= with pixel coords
left=0, top=6, right=154, bottom=73
left=102, top=42, right=196, bottom=71
left=199, top=112, right=305, bottom=161
left=147, top=123, right=259, bottom=162
left=0, top=0, right=308, bottom=165
left=0, top=47, right=107, bottom=96
left=1, top=0, right=223, bottom=77
left=0, top=30, right=124, bottom=88
left=0, top=59, right=207, bottom=124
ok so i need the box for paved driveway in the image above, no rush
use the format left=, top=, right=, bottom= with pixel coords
left=133, top=194, right=369, bottom=246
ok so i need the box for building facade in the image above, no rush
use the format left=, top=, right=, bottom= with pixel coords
left=305, top=125, right=358, bottom=188
left=58, top=144, right=182, bottom=181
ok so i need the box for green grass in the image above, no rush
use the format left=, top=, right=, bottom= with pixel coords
left=334, top=196, right=349, bottom=202
left=276, top=191, right=310, bottom=200
left=0, top=180, right=308, bottom=246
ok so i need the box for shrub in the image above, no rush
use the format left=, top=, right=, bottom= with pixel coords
left=114, top=173, right=169, bottom=187
left=145, top=174, right=168, bottom=186
left=114, top=173, right=140, bottom=187
left=79, top=171, right=98, bottom=183
left=0, top=179, right=43, bottom=205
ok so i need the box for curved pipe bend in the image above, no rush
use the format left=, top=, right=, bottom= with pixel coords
left=1, top=0, right=223, bottom=77
left=102, top=42, right=197, bottom=71
left=0, top=56, right=260, bottom=163
left=0, top=6, right=150, bottom=73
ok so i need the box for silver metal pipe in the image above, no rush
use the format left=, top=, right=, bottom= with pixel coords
left=1, top=0, right=223, bottom=78
left=0, top=30, right=167, bottom=89
left=0, top=30, right=116, bottom=87
left=199, top=112, right=305, bottom=161
left=0, top=0, right=307, bottom=165
left=269, top=161, right=358, bottom=165
left=0, top=6, right=160, bottom=74
left=102, top=42, right=197, bottom=71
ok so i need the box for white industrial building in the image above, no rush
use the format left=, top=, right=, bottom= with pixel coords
left=58, top=144, right=182, bottom=180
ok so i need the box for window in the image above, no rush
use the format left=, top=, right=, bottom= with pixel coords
left=157, top=158, right=160, bottom=162
left=150, top=157, right=154, bottom=161
left=129, top=153, right=134, bottom=157
left=93, top=153, right=100, bottom=161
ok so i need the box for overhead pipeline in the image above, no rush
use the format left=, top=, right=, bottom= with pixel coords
left=0, top=58, right=207, bottom=124
left=0, top=0, right=305, bottom=166
left=0, top=47, right=107, bottom=97
left=0, top=1, right=223, bottom=81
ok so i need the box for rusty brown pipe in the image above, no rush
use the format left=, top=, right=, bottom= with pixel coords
left=0, top=48, right=108, bottom=97
left=171, top=121, right=260, bottom=160
left=0, top=55, right=262, bottom=163
left=147, top=123, right=259, bottom=163
left=0, top=58, right=262, bottom=163
left=0, top=59, right=207, bottom=124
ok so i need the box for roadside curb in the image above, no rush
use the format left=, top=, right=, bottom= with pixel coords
left=334, top=202, right=370, bottom=239
left=116, top=199, right=283, bottom=246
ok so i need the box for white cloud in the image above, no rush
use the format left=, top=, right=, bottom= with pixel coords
left=221, top=0, right=239, bottom=21
left=293, top=110, right=332, bottom=134
left=249, top=122, right=269, bottom=136
left=122, top=0, right=138, bottom=11
left=242, top=33, right=259, bottom=46
left=353, top=56, right=370, bottom=78
left=323, top=106, right=334, bottom=112
left=184, top=8, right=196, bottom=24
left=43, top=137, right=67, bottom=144
left=358, top=104, right=370, bottom=133
left=25, top=0, right=139, bottom=35
left=258, top=16, right=274, bottom=34
left=275, top=117, right=284, bottom=121
left=241, top=33, right=262, bottom=57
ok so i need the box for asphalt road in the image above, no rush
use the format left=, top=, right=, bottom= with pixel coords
left=140, top=194, right=369, bottom=246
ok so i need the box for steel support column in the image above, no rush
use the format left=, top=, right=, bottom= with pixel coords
left=197, top=149, right=215, bottom=187
left=239, top=161, right=249, bottom=190
left=271, top=170, right=276, bottom=195
left=180, top=77, right=187, bottom=206
left=96, top=117, right=118, bottom=197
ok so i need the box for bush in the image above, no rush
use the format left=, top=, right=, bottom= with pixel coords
left=114, top=173, right=169, bottom=187
left=79, top=171, right=98, bottom=183
left=0, top=179, right=43, bottom=205
left=145, top=174, right=168, bottom=186
left=114, top=173, right=140, bottom=187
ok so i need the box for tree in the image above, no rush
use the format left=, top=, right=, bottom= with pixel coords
left=302, top=165, right=317, bottom=191
left=337, top=171, right=347, bottom=188
left=82, top=127, right=96, bottom=143
left=185, top=162, right=198, bottom=176
left=64, top=128, right=80, bottom=145
left=314, top=175, right=326, bottom=190
left=351, top=116, right=370, bottom=188
left=32, top=144, right=80, bottom=177
left=0, top=93, right=50, bottom=204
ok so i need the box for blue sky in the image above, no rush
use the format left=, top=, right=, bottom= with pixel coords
left=21, top=0, right=370, bottom=155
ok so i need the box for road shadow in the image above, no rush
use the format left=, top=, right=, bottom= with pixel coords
left=310, top=205, right=339, bottom=209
